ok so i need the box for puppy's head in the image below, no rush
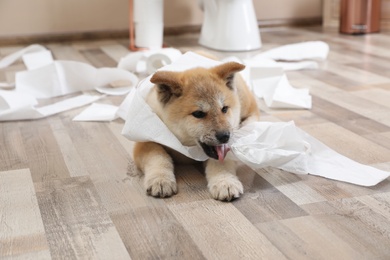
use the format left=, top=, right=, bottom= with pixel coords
left=150, top=62, right=245, bottom=161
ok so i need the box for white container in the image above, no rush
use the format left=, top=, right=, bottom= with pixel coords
left=134, top=22, right=164, bottom=49
left=199, top=0, right=261, bottom=51
left=133, top=0, right=164, bottom=49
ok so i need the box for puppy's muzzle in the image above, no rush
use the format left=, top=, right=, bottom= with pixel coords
left=216, top=131, right=230, bottom=143
left=200, top=131, right=231, bottom=162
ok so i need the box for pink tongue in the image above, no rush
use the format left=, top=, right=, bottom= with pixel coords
left=216, top=144, right=230, bottom=162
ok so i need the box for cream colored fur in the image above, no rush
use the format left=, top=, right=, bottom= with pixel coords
left=133, top=57, right=260, bottom=201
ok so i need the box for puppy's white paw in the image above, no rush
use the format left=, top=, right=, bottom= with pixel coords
left=208, top=174, right=243, bottom=201
left=145, top=175, right=177, bottom=198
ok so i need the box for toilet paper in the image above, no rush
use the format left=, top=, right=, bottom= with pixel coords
left=250, top=66, right=312, bottom=109
left=0, top=93, right=100, bottom=121
left=0, top=44, right=47, bottom=69
left=146, top=48, right=183, bottom=74
left=117, top=52, right=146, bottom=73
left=73, top=103, right=119, bottom=121
left=238, top=41, right=330, bottom=109
left=16, top=60, right=138, bottom=98
left=232, top=121, right=390, bottom=186
left=0, top=44, right=138, bottom=121
left=230, top=121, right=310, bottom=175
left=22, top=49, right=53, bottom=70
left=255, top=41, right=329, bottom=61
left=133, top=0, right=164, bottom=49
left=118, top=48, right=182, bottom=74
left=0, top=89, right=37, bottom=110
left=121, top=52, right=390, bottom=186
left=134, top=22, right=164, bottom=50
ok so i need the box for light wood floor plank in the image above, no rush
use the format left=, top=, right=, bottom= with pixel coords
left=1, top=26, right=390, bottom=258
left=111, top=206, right=206, bottom=260
left=164, top=164, right=212, bottom=203
left=0, top=169, right=51, bottom=259
left=168, top=199, right=287, bottom=259
left=92, top=172, right=164, bottom=215
left=256, top=219, right=336, bottom=260
left=47, top=116, right=89, bottom=177
left=364, top=131, right=390, bottom=150
left=349, top=60, right=390, bottom=78
left=323, top=61, right=390, bottom=86
left=301, top=122, right=390, bottom=164
left=70, top=40, right=121, bottom=51
left=356, top=192, right=390, bottom=220
left=0, top=122, right=28, bottom=171
left=81, top=48, right=117, bottom=68
left=59, top=117, right=130, bottom=182
left=307, top=80, right=390, bottom=127
left=19, top=120, right=71, bottom=182
left=256, top=168, right=328, bottom=205
left=35, top=176, right=131, bottom=260
left=233, top=166, right=309, bottom=224
left=46, top=43, right=90, bottom=63
left=271, top=215, right=376, bottom=259
left=301, top=199, right=390, bottom=258
left=353, top=88, right=390, bottom=109
left=310, top=95, right=390, bottom=136
left=100, top=44, right=130, bottom=63
left=268, top=109, right=327, bottom=127
left=106, top=121, right=135, bottom=158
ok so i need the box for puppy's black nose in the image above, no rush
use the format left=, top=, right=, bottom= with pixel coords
left=216, top=131, right=230, bottom=143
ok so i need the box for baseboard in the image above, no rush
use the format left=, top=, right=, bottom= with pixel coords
left=164, top=17, right=323, bottom=35
left=0, top=30, right=130, bottom=46
left=0, top=17, right=322, bottom=46
left=258, top=17, right=322, bottom=27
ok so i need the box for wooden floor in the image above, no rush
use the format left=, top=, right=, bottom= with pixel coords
left=1, top=26, right=390, bottom=259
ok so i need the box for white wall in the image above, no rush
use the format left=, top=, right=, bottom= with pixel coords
left=0, top=0, right=129, bottom=37
left=254, top=0, right=322, bottom=20
left=0, top=0, right=322, bottom=38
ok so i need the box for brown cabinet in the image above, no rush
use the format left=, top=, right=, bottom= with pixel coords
left=340, top=0, right=381, bottom=34
left=323, top=0, right=390, bottom=31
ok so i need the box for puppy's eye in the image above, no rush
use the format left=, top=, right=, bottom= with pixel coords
left=192, top=111, right=206, bottom=118
left=222, top=106, right=229, bottom=113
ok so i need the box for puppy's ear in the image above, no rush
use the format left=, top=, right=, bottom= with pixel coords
left=211, top=62, right=245, bottom=90
left=150, top=71, right=183, bottom=105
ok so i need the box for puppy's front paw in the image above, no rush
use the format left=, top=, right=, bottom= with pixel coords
left=208, top=174, right=243, bottom=201
left=145, top=175, right=177, bottom=198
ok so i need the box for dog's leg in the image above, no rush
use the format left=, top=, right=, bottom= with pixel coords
left=205, top=159, right=243, bottom=201
left=134, top=142, right=177, bottom=197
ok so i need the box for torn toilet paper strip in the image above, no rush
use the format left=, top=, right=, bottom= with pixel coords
left=0, top=93, right=101, bottom=121
left=121, top=51, right=389, bottom=186
left=230, top=121, right=310, bottom=175
left=0, top=44, right=138, bottom=121
left=0, top=44, right=47, bottom=69
left=22, top=49, right=54, bottom=70
left=117, top=47, right=182, bottom=74
left=254, top=41, right=330, bottom=61
left=16, top=60, right=138, bottom=98
left=73, top=103, right=119, bottom=121
left=0, top=44, right=139, bottom=98
left=0, top=89, right=37, bottom=110
left=231, top=121, right=390, bottom=186
left=223, top=46, right=324, bottom=110
left=250, top=66, right=312, bottom=109
left=235, top=41, right=329, bottom=109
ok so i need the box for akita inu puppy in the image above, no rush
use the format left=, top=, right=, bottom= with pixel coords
left=133, top=60, right=260, bottom=201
